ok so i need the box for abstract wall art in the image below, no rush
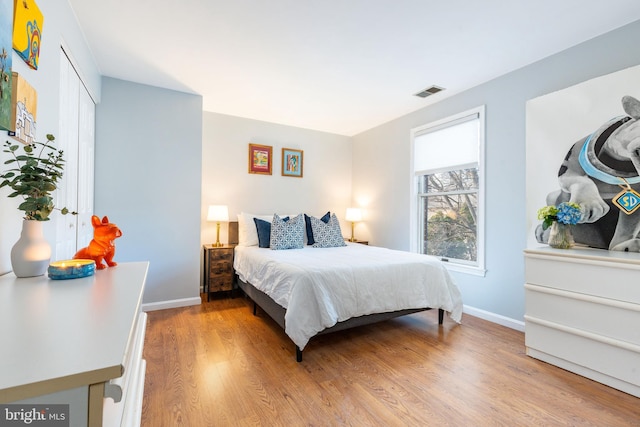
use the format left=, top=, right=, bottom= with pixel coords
left=12, top=0, right=43, bottom=70
left=282, top=148, right=303, bottom=178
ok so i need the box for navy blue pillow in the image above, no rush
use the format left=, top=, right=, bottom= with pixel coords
left=254, top=217, right=288, bottom=248
left=304, top=211, right=330, bottom=245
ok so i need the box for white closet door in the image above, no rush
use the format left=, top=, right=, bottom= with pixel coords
left=76, top=87, right=95, bottom=250
left=56, top=48, right=95, bottom=260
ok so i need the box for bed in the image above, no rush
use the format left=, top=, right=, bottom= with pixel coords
left=230, top=214, right=463, bottom=362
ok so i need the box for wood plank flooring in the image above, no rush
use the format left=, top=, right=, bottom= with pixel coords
left=141, top=295, right=640, bottom=426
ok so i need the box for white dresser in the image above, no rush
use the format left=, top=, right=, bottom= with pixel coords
left=0, top=262, right=149, bottom=426
left=524, top=247, right=640, bottom=397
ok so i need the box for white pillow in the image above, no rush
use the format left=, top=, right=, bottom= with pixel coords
left=237, top=212, right=272, bottom=246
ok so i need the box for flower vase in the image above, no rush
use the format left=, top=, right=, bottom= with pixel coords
left=548, top=222, right=574, bottom=249
left=11, top=220, right=52, bottom=277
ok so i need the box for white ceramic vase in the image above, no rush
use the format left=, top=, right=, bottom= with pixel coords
left=11, top=219, right=52, bottom=277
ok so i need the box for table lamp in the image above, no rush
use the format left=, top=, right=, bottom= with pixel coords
left=207, top=205, right=229, bottom=247
left=345, top=208, right=362, bottom=242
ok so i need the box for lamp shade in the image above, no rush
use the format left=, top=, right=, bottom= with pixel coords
left=345, top=208, right=362, bottom=222
left=207, top=205, right=229, bottom=222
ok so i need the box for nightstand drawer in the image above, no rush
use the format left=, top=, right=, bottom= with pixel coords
left=209, top=260, right=232, bottom=275
left=209, top=248, right=233, bottom=262
left=208, top=277, right=233, bottom=292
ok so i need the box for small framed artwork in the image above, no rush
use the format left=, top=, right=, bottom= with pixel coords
left=282, top=148, right=303, bottom=178
left=10, top=72, right=38, bottom=144
left=248, top=143, right=272, bottom=175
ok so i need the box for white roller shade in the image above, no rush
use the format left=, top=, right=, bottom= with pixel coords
left=414, top=114, right=479, bottom=174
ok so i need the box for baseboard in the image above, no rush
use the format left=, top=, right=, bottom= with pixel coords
left=463, top=305, right=525, bottom=332
left=142, top=297, right=201, bottom=312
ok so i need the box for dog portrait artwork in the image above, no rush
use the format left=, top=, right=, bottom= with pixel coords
left=536, top=96, right=640, bottom=252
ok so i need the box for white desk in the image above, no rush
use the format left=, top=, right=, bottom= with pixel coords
left=0, top=262, right=149, bottom=426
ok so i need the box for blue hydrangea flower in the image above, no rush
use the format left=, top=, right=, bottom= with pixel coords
left=556, top=202, right=581, bottom=225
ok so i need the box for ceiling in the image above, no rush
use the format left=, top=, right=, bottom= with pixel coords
left=67, top=0, right=640, bottom=136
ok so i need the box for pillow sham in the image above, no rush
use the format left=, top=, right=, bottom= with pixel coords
left=271, top=214, right=304, bottom=250
left=310, top=213, right=347, bottom=248
left=304, top=211, right=331, bottom=245
left=253, top=216, right=288, bottom=248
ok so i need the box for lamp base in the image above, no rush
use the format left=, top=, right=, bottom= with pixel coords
left=212, top=222, right=223, bottom=247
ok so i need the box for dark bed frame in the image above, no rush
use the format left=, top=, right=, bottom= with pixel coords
left=229, top=220, right=444, bottom=362
left=237, top=276, right=444, bottom=362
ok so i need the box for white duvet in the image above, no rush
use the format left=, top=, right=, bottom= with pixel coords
left=234, top=243, right=463, bottom=350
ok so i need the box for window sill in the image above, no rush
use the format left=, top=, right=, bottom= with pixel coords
left=442, top=262, right=486, bottom=277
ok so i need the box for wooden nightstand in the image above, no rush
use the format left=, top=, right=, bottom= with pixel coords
left=203, top=244, right=236, bottom=301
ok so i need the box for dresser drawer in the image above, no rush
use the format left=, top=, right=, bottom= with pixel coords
left=525, top=248, right=640, bottom=304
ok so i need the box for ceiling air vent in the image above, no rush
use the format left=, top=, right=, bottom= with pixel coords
left=414, top=85, right=445, bottom=98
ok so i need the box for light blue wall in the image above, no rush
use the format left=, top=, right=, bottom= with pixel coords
left=95, top=77, right=203, bottom=305
left=352, top=20, right=640, bottom=323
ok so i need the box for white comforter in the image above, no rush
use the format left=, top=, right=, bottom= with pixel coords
left=234, top=243, right=463, bottom=350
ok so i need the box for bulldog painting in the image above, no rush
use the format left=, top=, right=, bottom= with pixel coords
left=536, top=95, right=640, bottom=252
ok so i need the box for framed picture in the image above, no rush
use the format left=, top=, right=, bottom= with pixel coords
left=282, top=148, right=303, bottom=178
left=10, top=72, right=37, bottom=144
left=12, top=0, right=44, bottom=70
left=248, top=143, right=272, bottom=175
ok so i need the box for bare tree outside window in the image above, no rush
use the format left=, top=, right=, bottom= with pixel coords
left=418, top=168, right=478, bottom=262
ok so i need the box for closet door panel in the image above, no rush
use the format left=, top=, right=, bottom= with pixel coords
left=77, top=87, right=95, bottom=250
left=56, top=49, right=95, bottom=260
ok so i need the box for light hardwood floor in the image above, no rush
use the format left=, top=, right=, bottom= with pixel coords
left=141, top=295, right=640, bottom=426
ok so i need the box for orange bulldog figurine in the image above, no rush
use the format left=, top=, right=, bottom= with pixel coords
left=74, top=215, right=123, bottom=269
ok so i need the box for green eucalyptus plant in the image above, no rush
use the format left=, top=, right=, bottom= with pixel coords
left=1, top=134, right=76, bottom=221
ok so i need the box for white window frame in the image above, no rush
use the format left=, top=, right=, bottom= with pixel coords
left=409, top=106, right=486, bottom=276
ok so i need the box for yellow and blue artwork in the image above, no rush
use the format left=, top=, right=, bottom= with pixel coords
left=0, top=0, right=14, bottom=130
left=12, top=0, right=43, bottom=70
left=282, top=148, right=303, bottom=178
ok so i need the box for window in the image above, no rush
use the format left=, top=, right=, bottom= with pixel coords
left=410, top=106, right=485, bottom=276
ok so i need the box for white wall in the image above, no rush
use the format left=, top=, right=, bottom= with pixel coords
left=351, top=19, right=640, bottom=324
left=95, top=77, right=203, bottom=306
left=201, top=112, right=353, bottom=245
left=0, top=0, right=100, bottom=274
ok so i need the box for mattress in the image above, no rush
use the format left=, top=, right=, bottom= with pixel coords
left=234, top=243, right=463, bottom=349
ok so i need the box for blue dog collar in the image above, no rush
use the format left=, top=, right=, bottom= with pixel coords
left=578, top=116, right=640, bottom=186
